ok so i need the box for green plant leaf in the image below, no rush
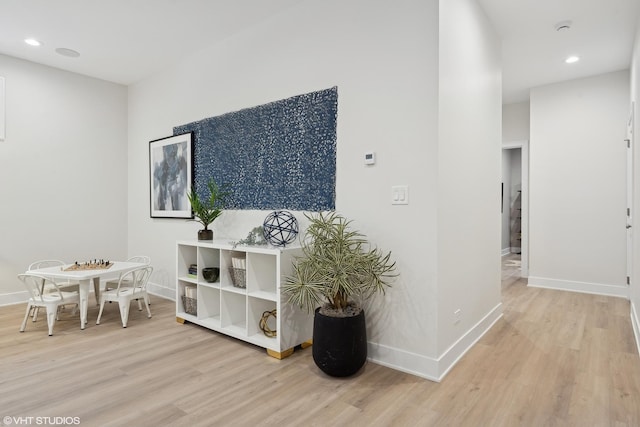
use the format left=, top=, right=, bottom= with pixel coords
left=283, top=211, right=397, bottom=314
left=187, top=178, right=230, bottom=230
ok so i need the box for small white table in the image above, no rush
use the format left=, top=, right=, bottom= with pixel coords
left=26, top=261, right=146, bottom=329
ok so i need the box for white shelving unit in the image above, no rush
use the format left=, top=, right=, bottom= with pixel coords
left=176, top=240, right=313, bottom=359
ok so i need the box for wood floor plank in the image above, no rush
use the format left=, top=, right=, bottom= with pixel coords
left=1, top=254, right=639, bottom=426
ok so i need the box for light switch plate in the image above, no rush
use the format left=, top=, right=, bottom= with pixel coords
left=391, top=185, right=409, bottom=205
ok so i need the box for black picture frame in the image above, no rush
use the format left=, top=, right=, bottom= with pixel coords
left=149, top=132, right=193, bottom=218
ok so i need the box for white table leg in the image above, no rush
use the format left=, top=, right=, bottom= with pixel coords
left=93, top=277, right=101, bottom=305
left=79, top=279, right=91, bottom=329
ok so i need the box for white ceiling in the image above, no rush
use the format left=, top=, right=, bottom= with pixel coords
left=479, top=0, right=640, bottom=104
left=0, top=0, right=638, bottom=105
left=0, top=0, right=302, bottom=85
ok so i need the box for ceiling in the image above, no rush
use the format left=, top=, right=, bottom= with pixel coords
left=479, top=0, right=640, bottom=104
left=0, top=0, right=302, bottom=85
left=0, top=0, right=638, bottom=105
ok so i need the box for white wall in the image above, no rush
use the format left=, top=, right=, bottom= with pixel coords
left=129, top=0, right=443, bottom=375
left=529, top=70, right=629, bottom=296
left=503, top=101, right=530, bottom=142
left=128, top=0, right=501, bottom=380
left=437, top=0, right=502, bottom=364
left=0, top=54, right=128, bottom=305
left=630, top=11, right=640, bottom=353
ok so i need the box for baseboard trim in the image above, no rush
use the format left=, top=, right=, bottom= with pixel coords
left=436, top=302, right=503, bottom=380
left=631, top=301, right=640, bottom=356
left=367, top=342, right=440, bottom=382
left=368, top=302, right=503, bottom=382
left=0, top=291, right=28, bottom=307
left=147, top=282, right=175, bottom=301
left=528, top=276, right=629, bottom=299
left=501, top=248, right=521, bottom=257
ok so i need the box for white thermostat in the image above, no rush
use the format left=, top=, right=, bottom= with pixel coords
left=364, top=152, right=376, bottom=165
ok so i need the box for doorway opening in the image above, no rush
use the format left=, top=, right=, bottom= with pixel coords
left=502, top=141, right=529, bottom=280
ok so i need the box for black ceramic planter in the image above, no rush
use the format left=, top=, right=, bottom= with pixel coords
left=312, top=307, right=367, bottom=377
left=198, top=229, right=213, bottom=240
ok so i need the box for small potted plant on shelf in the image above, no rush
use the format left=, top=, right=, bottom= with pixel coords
left=187, top=177, right=229, bottom=240
left=282, top=211, right=397, bottom=377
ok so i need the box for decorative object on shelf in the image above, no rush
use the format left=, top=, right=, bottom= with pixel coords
left=149, top=132, right=193, bottom=218
left=259, top=309, right=277, bottom=337
left=228, top=267, right=245, bottom=288
left=283, top=212, right=397, bottom=377
left=263, top=211, right=299, bottom=247
left=202, top=267, right=220, bottom=283
left=187, top=177, right=229, bottom=240
left=232, top=226, right=267, bottom=248
left=174, top=86, right=338, bottom=211
left=229, top=256, right=246, bottom=288
left=181, top=296, right=197, bottom=315
left=188, top=264, right=197, bottom=279
left=182, top=285, right=197, bottom=315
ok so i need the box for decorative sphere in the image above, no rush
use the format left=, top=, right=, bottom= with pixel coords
left=263, top=211, right=299, bottom=247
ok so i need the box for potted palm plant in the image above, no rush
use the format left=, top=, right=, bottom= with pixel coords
left=283, top=211, right=396, bottom=377
left=187, top=177, right=228, bottom=240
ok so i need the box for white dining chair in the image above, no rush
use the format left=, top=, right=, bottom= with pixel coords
left=96, top=266, right=153, bottom=328
left=18, top=273, right=80, bottom=336
left=103, top=256, right=151, bottom=289
left=104, top=255, right=151, bottom=310
left=27, top=259, right=79, bottom=321
left=103, top=256, right=151, bottom=309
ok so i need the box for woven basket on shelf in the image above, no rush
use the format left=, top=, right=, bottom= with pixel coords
left=181, top=295, right=197, bottom=316
left=229, top=267, right=246, bottom=288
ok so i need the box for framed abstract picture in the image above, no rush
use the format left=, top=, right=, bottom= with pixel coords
left=149, top=132, right=193, bottom=218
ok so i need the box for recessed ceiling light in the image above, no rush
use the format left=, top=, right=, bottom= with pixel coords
left=55, top=48, right=80, bottom=58
left=565, top=56, right=580, bottom=64
left=24, top=38, right=42, bottom=47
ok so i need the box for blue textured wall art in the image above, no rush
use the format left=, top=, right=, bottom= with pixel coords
left=173, top=87, right=337, bottom=211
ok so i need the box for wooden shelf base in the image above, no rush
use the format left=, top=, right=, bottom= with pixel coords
left=176, top=317, right=186, bottom=324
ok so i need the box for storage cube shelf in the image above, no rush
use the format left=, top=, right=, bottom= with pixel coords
left=176, top=240, right=313, bottom=358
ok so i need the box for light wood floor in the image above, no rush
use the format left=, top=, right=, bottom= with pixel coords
left=1, top=256, right=639, bottom=426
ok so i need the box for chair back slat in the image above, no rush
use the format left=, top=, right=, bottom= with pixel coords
left=18, top=274, right=66, bottom=302
left=28, top=259, right=65, bottom=270
left=114, top=266, right=153, bottom=296
left=27, top=259, right=79, bottom=289
left=127, top=256, right=151, bottom=265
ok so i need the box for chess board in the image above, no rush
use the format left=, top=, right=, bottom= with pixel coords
left=64, top=260, right=113, bottom=271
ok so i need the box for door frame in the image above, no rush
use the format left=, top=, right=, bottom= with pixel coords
left=502, top=140, right=529, bottom=278
left=627, top=103, right=634, bottom=288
